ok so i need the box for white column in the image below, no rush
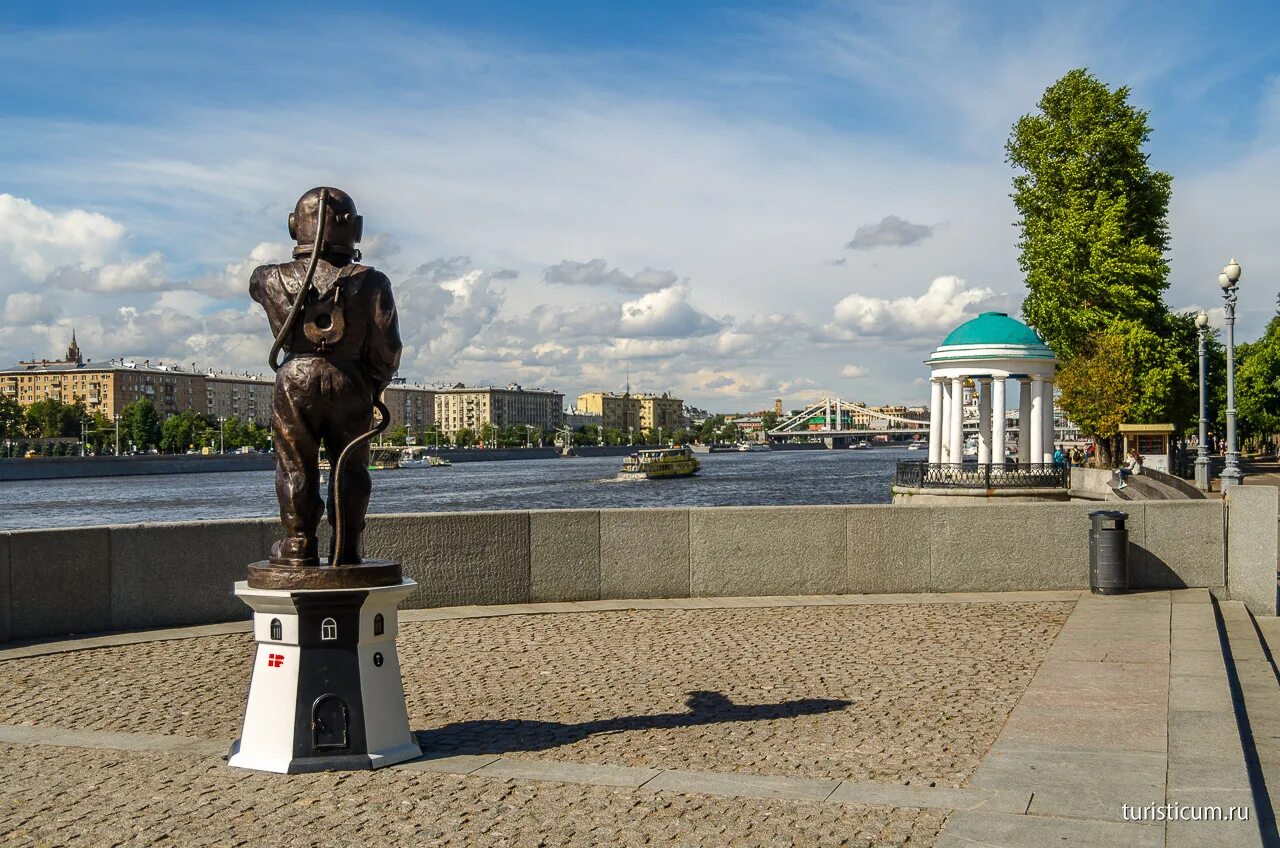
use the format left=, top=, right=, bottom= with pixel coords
left=1029, top=376, right=1044, bottom=467
left=949, top=377, right=964, bottom=464
left=939, top=380, right=952, bottom=462
left=928, top=378, right=943, bottom=464
left=1018, top=378, right=1032, bottom=467
left=1042, top=377, right=1056, bottom=463
left=977, top=378, right=992, bottom=465
left=991, top=377, right=1007, bottom=466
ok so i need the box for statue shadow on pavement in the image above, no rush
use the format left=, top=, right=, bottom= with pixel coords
left=413, top=690, right=851, bottom=759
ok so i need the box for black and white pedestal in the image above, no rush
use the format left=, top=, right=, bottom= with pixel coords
left=227, top=578, right=421, bottom=773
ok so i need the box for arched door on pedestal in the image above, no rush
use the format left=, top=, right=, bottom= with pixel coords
left=311, top=694, right=349, bottom=750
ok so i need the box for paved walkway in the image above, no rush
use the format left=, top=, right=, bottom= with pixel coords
left=1, top=591, right=1276, bottom=847
left=945, top=589, right=1278, bottom=847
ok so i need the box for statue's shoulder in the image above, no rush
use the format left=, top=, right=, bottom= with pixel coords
left=346, top=264, right=392, bottom=294
left=248, top=262, right=287, bottom=301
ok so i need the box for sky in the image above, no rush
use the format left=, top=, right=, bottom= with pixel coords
left=2, top=1, right=1278, bottom=412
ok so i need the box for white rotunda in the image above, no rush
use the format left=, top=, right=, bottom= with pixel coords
left=894, top=312, right=1067, bottom=503
left=926, top=311, right=1057, bottom=466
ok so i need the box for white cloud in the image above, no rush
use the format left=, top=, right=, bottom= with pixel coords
left=618, top=284, right=721, bottom=339
left=395, top=261, right=507, bottom=376
left=193, top=241, right=289, bottom=297
left=47, top=251, right=170, bottom=293
left=828, top=275, right=999, bottom=341
left=0, top=193, right=124, bottom=280
left=842, top=364, right=870, bottom=378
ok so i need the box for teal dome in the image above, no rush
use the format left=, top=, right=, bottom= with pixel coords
left=941, top=312, right=1047, bottom=348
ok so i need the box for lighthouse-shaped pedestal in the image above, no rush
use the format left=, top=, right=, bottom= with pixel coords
left=228, top=576, right=422, bottom=773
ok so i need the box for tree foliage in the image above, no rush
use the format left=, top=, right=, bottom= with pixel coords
left=160, top=410, right=209, bottom=453
left=1008, top=69, right=1197, bottom=446
left=1007, top=68, right=1172, bottom=360
left=1235, top=309, right=1280, bottom=443
left=1056, top=330, right=1133, bottom=444
left=24, top=398, right=86, bottom=438
left=120, top=398, right=162, bottom=451
left=0, top=394, right=22, bottom=441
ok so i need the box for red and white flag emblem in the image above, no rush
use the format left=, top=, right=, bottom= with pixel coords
left=267, top=653, right=284, bottom=668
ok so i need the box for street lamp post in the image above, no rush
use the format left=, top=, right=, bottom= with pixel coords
left=1195, top=310, right=1211, bottom=491
left=1219, top=259, right=1243, bottom=488
left=114, top=414, right=121, bottom=456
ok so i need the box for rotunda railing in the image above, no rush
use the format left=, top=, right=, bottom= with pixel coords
left=894, top=460, right=1069, bottom=490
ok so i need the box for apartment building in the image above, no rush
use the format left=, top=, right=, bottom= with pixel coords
left=435, top=383, right=563, bottom=435
left=574, top=392, right=640, bottom=431
left=205, top=373, right=274, bottom=426
left=635, top=393, right=685, bottom=431
left=382, top=382, right=436, bottom=433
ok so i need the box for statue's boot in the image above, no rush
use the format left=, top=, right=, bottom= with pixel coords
left=269, top=535, right=320, bottom=568
left=328, top=529, right=364, bottom=566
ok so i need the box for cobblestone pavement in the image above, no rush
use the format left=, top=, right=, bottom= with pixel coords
left=0, top=743, right=949, bottom=848
left=403, top=604, right=1071, bottom=786
left=0, top=603, right=1069, bottom=787
left=0, top=601, right=1071, bottom=846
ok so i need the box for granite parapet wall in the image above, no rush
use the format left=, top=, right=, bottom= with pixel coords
left=0, top=499, right=1258, bottom=643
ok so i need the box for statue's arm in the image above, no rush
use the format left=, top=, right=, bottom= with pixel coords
left=248, top=265, right=285, bottom=335
left=365, top=273, right=403, bottom=394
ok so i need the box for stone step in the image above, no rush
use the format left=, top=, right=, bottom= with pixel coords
left=1165, top=598, right=1272, bottom=847
left=1201, top=600, right=1280, bottom=844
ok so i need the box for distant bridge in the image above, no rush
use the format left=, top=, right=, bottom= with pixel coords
left=767, top=398, right=928, bottom=444
left=766, top=397, right=1076, bottom=447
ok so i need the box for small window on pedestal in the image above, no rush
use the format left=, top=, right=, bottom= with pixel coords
left=321, top=618, right=337, bottom=641
left=374, top=613, right=385, bottom=636
left=269, top=618, right=282, bottom=641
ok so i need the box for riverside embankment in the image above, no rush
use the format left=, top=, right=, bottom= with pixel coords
left=2, top=489, right=1275, bottom=643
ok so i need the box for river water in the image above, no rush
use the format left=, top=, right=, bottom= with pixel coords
left=0, top=447, right=910, bottom=531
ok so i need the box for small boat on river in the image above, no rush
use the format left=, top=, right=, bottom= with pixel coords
left=619, top=445, right=701, bottom=479
left=400, top=448, right=451, bottom=468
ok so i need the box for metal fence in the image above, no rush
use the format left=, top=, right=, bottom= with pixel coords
left=894, top=460, right=1069, bottom=490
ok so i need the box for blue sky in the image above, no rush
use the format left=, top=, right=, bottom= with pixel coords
left=2, top=1, right=1278, bottom=409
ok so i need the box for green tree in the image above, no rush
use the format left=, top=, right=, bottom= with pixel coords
left=1008, top=69, right=1198, bottom=440
left=1055, top=329, right=1133, bottom=466
left=453, top=427, right=474, bottom=447
left=698, top=415, right=725, bottom=444
left=1007, top=69, right=1172, bottom=360
left=24, top=398, right=84, bottom=438
left=383, top=424, right=409, bottom=446
left=0, top=394, right=25, bottom=441
left=85, top=411, right=114, bottom=454
left=761, top=411, right=779, bottom=431
left=160, top=410, right=209, bottom=453
left=1235, top=310, right=1280, bottom=446
left=422, top=423, right=445, bottom=447
left=120, top=398, right=162, bottom=451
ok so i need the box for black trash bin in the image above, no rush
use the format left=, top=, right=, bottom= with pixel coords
left=1088, top=510, right=1129, bottom=595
